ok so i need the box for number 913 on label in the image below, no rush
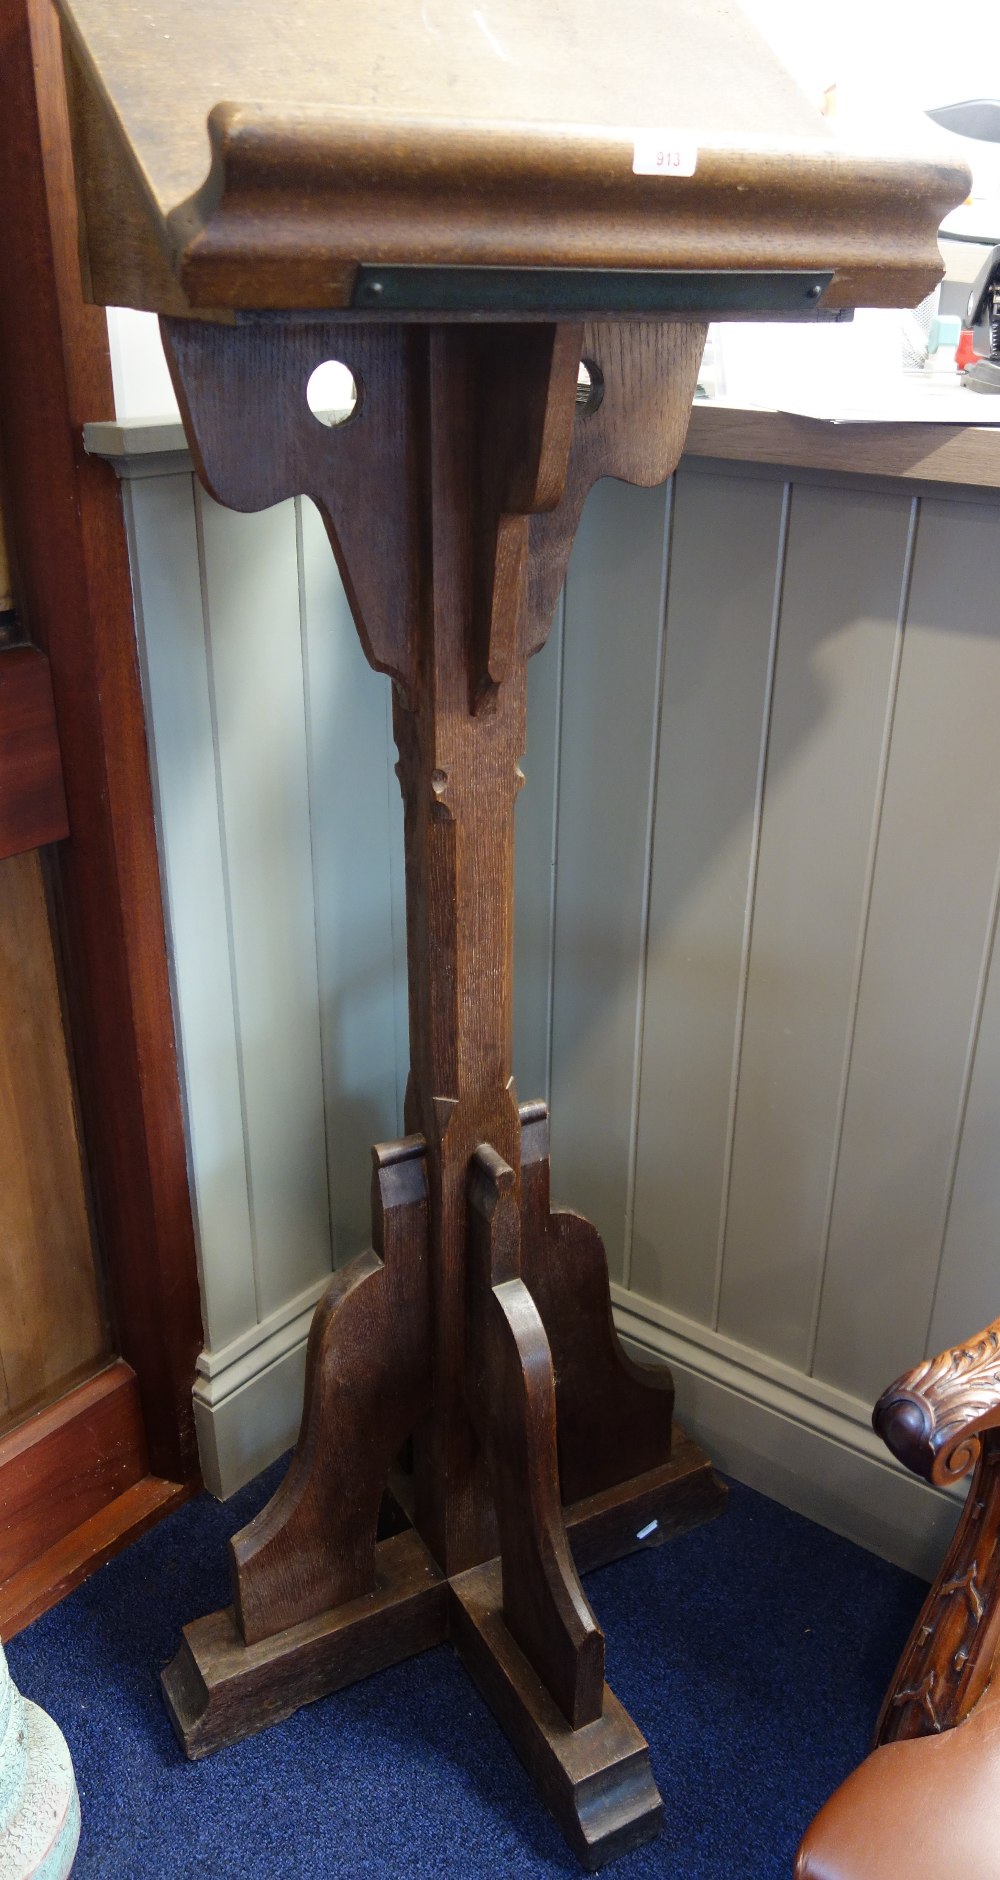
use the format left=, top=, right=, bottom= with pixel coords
left=632, top=133, right=698, bottom=177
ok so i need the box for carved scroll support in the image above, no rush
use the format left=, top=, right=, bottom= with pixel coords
left=875, top=1319, right=1000, bottom=1744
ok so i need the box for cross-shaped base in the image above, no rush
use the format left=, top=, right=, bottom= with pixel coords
left=163, top=1105, right=723, bottom=1868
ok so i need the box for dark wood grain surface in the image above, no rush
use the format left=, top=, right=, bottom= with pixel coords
left=1, top=1474, right=190, bottom=1637
left=875, top=1323, right=1000, bottom=1744
left=0, top=849, right=108, bottom=1428
left=156, top=315, right=726, bottom=1867
left=231, top=1139, right=432, bottom=1645
left=164, top=1529, right=450, bottom=1759
left=520, top=1105, right=675, bottom=1506
left=450, top=1560, right=663, bottom=1871
left=0, top=0, right=203, bottom=1484
left=467, top=1143, right=605, bottom=1732
left=56, top=0, right=967, bottom=316
left=0, top=647, right=68, bottom=859
left=0, top=1362, right=145, bottom=1586
left=797, top=1325, right=1000, bottom=1875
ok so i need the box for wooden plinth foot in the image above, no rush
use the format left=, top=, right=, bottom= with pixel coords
left=161, top=1528, right=449, bottom=1759
left=566, top=1432, right=728, bottom=1574
left=450, top=1561, right=662, bottom=1871
left=161, top=1433, right=724, bottom=1762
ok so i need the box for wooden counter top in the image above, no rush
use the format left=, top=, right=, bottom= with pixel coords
left=684, top=402, right=1000, bottom=490
left=87, top=403, right=1000, bottom=495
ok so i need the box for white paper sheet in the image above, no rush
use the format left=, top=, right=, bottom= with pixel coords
left=776, top=380, right=1000, bottom=425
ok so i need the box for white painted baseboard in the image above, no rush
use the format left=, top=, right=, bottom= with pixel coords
left=611, top=1284, right=962, bottom=1582
left=192, top=1278, right=328, bottom=1498
left=192, top=1268, right=965, bottom=1581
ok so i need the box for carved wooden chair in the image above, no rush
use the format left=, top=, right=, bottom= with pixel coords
left=796, top=1317, right=1000, bottom=1880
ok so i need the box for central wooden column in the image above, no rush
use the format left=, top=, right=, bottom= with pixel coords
left=398, top=328, right=539, bottom=1573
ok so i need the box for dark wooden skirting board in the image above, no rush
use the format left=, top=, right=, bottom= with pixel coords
left=0, top=644, right=68, bottom=859
left=0, top=1362, right=145, bottom=1585
left=0, top=1359, right=195, bottom=1637
left=1, top=1475, right=192, bottom=1639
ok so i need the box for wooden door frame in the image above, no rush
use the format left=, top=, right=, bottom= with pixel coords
left=0, top=0, right=203, bottom=1631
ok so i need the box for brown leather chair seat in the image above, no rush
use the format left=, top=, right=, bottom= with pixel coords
left=796, top=1682, right=1000, bottom=1880
left=795, top=1311, right=1000, bottom=1878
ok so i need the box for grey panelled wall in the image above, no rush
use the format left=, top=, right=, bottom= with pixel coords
left=112, top=433, right=1000, bottom=1576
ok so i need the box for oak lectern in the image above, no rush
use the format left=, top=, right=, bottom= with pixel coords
left=53, top=0, right=966, bottom=1863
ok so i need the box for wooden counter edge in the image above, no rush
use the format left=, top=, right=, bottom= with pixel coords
left=85, top=405, right=1000, bottom=494
left=683, top=402, right=1000, bottom=491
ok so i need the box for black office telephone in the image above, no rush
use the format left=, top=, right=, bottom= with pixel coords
left=964, top=243, right=1000, bottom=392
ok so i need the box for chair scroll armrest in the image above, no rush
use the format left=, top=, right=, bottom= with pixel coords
left=872, top=1320, right=1000, bottom=1746
left=875, top=1319, right=1000, bottom=1488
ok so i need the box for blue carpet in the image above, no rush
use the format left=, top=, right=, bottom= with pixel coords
left=6, top=1466, right=926, bottom=1879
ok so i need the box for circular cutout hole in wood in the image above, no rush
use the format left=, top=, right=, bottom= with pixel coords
left=576, top=359, right=605, bottom=417
left=306, top=360, right=361, bottom=426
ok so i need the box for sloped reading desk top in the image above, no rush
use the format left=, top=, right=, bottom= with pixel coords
left=57, top=0, right=967, bottom=320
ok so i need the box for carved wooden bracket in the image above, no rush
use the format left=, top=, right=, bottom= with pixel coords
left=875, top=1319, right=1000, bottom=1488
left=874, top=1321, right=1000, bottom=1746
left=160, top=315, right=706, bottom=711
left=161, top=319, right=424, bottom=691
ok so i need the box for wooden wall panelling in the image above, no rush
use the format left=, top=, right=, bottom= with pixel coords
left=0, top=849, right=107, bottom=1426
left=716, top=482, right=914, bottom=1367
left=548, top=480, right=671, bottom=1275
left=0, top=647, right=69, bottom=860
left=195, top=491, right=330, bottom=1318
left=124, top=470, right=257, bottom=1352
left=513, top=592, right=565, bottom=1109
left=103, top=418, right=1000, bottom=1565
left=0, top=0, right=203, bottom=1481
left=629, top=465, right=786, bottom=1322
left=298, top=494, right=407, bottom=1263
left=814, top=496, right=1000, bottom=1400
